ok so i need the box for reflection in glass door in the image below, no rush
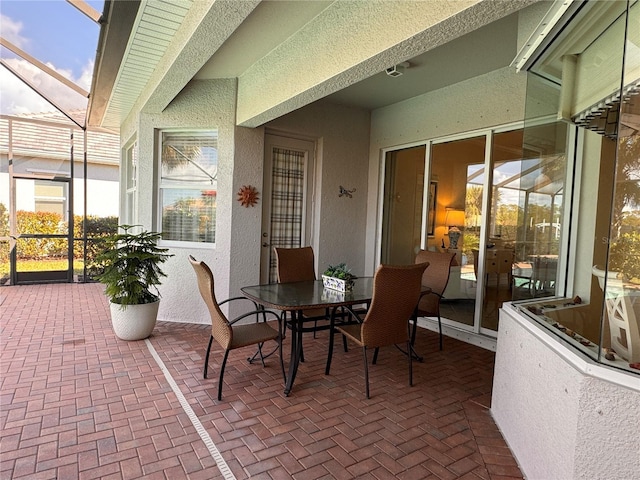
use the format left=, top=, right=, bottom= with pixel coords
left=381, top=145, right=426, bottom=265
left=430, top=136, right=486, bottom=330
left=13, top=176, right=73, bottom=284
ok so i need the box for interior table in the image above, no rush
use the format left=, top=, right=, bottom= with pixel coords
left=241, top=277, right=429, bottom=395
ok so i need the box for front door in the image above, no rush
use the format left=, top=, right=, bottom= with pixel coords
left=260, top=134, right=316, bottom=283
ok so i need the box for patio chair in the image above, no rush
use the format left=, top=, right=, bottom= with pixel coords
left=188, top=255, right=285, bottom=400
left=274, top=246, right=332, bottom=340
left=415, top=250, right=455, bottom=350
left=325, top=262, right=429, bottom=399
left=592, top=266, right=640, bottom=363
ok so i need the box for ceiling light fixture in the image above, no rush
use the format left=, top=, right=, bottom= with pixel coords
left=385, top=61, right=410, bottom=77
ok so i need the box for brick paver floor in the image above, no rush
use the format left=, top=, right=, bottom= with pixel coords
left=0, top=283, right=523, bottom=479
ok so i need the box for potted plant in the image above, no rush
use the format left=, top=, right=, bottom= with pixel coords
left=94, top=225, right=173, bottom=340
left=322, top=263, right=357, bottom=292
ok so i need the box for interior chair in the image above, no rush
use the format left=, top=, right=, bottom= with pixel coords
left=592, top=266, right=640, bottom=363
left=189, top=255, right=285, bottom=400
left=414, top=250, right=455, bottom=350
left=531, top=256, right=558, bottom=297
left=325, top=262, right=429, bottom=398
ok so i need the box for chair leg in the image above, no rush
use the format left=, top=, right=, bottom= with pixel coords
left=438, top=315, right=443, bottom=350
left=407, top=340, right=413, bottom=387
left=363, top=347, right=370, bottom=399
left=217, top=349, right=230, bottom=401
left=278, top=318, right=286, bottom=382
left=256, top=342, right=266, bottom=367
left=325, top=324, right=335, bottom=375
left=204, top=335, right=214, bottom=379
left=372, top=347, right=380, bottom=364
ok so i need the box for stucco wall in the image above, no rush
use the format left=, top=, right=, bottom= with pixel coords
left=366, top=66, right=528, bottom=274
left=493, top=305, right=640, bottom=480
left=265, top=101, right=371, bottom=277
left=122, top=80, right=370, bottom=324
left=127, top=78, right=247, bottom=324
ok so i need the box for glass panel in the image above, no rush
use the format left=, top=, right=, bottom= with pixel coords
left=126, top=143, right=137, bottom=190
left=16, top=237, right=69, bottom=272
left=16, top=178, right=69, bottom=234
left=513, top=0, right=639, bottom=376
left=161, top=188, right=216, bottom=243
left=381, top=146, right=425, bottom=265
left=161, top=132, right=218, bottom=185
left=430, top=137, right=486, bottom=328
left=602, top=0, right=640, bottom=372
left=0, top=152, right=8, bottom=285
left=160, top=131, right=217, bottom=243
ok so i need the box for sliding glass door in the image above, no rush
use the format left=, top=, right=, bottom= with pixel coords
left=380, top=145, right=426, bottom=265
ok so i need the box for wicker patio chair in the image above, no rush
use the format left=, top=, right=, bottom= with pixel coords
left=274, top=246, right=332, bottom=337
left=414, top=250, right=455, bottom=350
left=325, top=262, right=429, bottom=398
left=189, top=255, right=285, bottom=400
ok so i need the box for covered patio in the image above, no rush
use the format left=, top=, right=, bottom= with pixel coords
left=0, top=283, right=521, bottom=479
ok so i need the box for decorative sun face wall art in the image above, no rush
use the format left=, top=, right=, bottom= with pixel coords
left=237, top=185, right=259, bottom=207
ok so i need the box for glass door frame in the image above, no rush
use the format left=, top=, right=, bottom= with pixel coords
left=10, top=173, right=74, bottom=284
left=378, top=120, right=577, bottom=339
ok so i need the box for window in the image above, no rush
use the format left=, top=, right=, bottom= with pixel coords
left=159, top=131, right=217, bottom=244
left=125, top=141, right=137, bottom=225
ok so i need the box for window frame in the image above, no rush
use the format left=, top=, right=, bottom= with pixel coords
left=156, top=129, right=218, bottom=248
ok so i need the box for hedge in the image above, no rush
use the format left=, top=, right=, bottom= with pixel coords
left=0, top=205, right=118, bottom=263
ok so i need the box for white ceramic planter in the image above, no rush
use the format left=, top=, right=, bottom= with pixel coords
left=109, top=300, right=159, bottom=341
left=322, top=275, right=352, bottom=292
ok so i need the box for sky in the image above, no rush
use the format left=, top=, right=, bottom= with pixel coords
left=0, top=0, right=103, bottom=116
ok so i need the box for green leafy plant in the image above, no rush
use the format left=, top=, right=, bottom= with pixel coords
left=323, top=263, right=357, bottom=286
left=93, top=225, right=174, bottom=307
left=609, top=231, right=640, bottom=284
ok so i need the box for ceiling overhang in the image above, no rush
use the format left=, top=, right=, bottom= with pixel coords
left=89, top=0, right=538, bottom=131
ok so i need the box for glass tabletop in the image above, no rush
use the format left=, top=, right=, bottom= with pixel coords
left=241, top=277, right=375, bottom=311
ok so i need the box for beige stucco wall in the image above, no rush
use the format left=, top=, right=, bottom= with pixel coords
left=119, top=78, right=371, bottom=324
left=122, top=78, right=249, bottom=324
left=265, top=101, right=371, bottom=277
left=494, top=305, right=640, bottom=480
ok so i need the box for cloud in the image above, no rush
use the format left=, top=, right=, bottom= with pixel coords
left=0, top=58, right=90, bottom=116
left=0, top=14, right=29, bottom=49
left=0, top=13, right=93, bottom=117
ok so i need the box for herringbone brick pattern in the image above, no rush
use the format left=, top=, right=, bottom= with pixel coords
left=0, top=284, right=523, bottom=479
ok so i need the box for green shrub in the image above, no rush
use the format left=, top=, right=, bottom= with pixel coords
left=609, top=231, right=640, bottom=283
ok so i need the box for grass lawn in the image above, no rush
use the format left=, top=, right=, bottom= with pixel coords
left=1, top=259, right=87, bottom=275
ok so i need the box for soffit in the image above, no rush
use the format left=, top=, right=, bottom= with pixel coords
left=195, top=1, right=334, bottom=79
left=324, top=12, right=519, bottom=110
left=92, top=0, right=534, bottom=129
left=89, top=0, right=193, bottom=131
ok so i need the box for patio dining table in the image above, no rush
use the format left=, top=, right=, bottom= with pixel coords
left=241, top=277, right=429, bottom=395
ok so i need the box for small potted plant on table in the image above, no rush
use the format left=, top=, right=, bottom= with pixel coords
left=94, top=225, right=173, bottom=341
left=322, top=263, right=357, bottom=292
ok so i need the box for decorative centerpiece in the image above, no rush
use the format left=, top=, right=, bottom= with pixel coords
left=322, top=263, right=357, bottom=292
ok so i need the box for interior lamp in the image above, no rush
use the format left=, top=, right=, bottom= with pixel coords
left=445, top=208, right=465, bottom=249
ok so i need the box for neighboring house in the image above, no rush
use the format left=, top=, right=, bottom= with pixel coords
left=87, top=1, right=639, bottom=478
left=0, top=110, right=120, bottom=283
left=0, top=110, right=120, bottom=218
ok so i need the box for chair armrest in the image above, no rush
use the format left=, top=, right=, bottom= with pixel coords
left=229, top=309, right=280, bottom=325
left=219, top=296, right=260, bottom=310
left=342, top=305, right=364, bottom=324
